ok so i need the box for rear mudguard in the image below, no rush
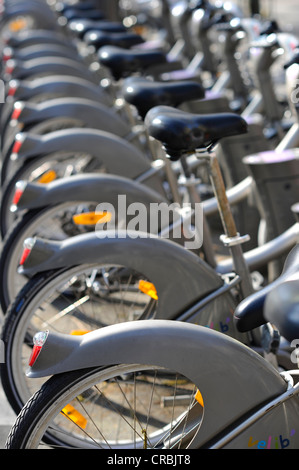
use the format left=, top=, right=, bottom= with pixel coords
left=16, top=173, right=254, bottom=220
left=0, top=5, right=58, bottom=31
left=5, top=57, right=99, bottom=84
left=19, top=231, right=223, bottom=318
left=13, top=98, right=132, bottom=139
left=27, top=320, right=288, bottom=448
left=15, top=173, right=167, bottom=212
left=18, top=230, right=245, bottom=342
left=8, top=128, right=165, bottom=195
left=5, top=30, right=75, bottom=50
left=7, top=44, right=83, bottom=63
left=8, top=75, right=113, bottom=106
left=0, top=76, right=113, bottom=138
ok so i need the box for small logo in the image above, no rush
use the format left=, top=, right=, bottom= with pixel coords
left=206, top=317, right=231, bottom=334
left=248, top=430, right=295, bottom=449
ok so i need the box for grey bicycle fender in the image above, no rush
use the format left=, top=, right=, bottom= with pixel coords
left=12, top=75, right=113, bottom=106
left=6, top=30, right=75, bottom=50
left=19, top=230, right=223, bottom=319
left=1, top=5, right=58, bottom=31
left=12, top=128, right=164, bottom=194
left=16, top=98, right=132, bottom=138
left=27, top=320, right=287, bottom=448
left=6, top=57, right=98, bottom=84
left=10, top=44, right=83, bottom=63
left=16, top=173, right=168, bottom=211
left=1, top=77, right=113, bottom=135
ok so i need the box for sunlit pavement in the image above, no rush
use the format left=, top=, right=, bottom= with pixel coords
left=0, top=313, right=16, bottom=448
left=0, top=384, right=16, bottom=449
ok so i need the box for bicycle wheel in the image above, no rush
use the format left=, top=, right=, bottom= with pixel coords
left=0, top=201, right=104, bottom=312
left=6, top=364, right=203, bottom=449
left=0, top=150, right=105, bottom=237
left=1, top=264, right=157, bottom=415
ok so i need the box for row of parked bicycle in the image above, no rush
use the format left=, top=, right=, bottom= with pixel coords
left=0, top=0, right=298, bottom=449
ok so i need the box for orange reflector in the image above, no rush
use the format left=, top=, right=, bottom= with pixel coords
left=37, top=170, right=57, bottom=184
left=9, top=18, right=28, bottom=32
left=138, top=280, right=158, bottom=300
left=61, top=404, right=87, bottom=429
left=70, top=330, right=90, bottom=336
left=195, top=389, right=204, bottom=407
left=72, top=211, right=112, bottom=226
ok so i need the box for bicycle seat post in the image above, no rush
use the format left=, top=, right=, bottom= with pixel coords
left=180, top=153, right=217, bottom=267
left=207, top=149, right=254, bottom=297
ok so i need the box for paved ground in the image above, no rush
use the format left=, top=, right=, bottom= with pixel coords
left=0, top=315, right=16, bottom=449
left=0, top=0, right=299, bottom=450
left=0, top=370, right=16, bottom=449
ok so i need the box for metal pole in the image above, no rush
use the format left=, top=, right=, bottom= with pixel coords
left=250, top=0, right=260, bottom=15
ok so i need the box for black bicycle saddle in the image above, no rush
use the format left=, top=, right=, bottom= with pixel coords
left=234, top=244, right=299, bottom=337
left=56, top=1, right=98, bottom=13
left=68, top=20, right=126, bottom=39
left=62, top=8, right=106, bottom=21
left=84, top=30, right=145, bottom=50
left=122, top=77, right=205, bottom=119
left=98, top=46, right=167, bottom=80
left=144, top=105, right=248, bottom=160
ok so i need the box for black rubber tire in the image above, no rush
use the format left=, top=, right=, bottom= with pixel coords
left=0, top=268, right=69, bottom=415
